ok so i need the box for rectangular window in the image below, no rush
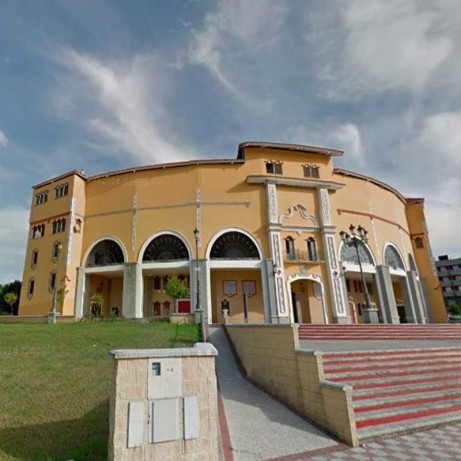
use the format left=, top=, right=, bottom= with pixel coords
left=49, top=272, right=56, bottom=291
left=303, top=165, right=320, bottom=178
left=266, top=162, right=283, bottom=174
left=31, top=250, right=38, bottom=267
left=28, top=279, right=35, bottom=297
left=285, top=238, right=295, bottom=260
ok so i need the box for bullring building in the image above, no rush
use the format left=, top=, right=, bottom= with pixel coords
left=19, top=142, right=446, bottom=324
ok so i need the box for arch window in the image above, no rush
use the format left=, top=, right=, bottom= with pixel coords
left=31, top=250, right=38, bottom=268
left=285, top=237, right=295, bottom=260
left=35, top=191, right=48, bottom=205
left=27, top=278, right=35, bottom=298
left=32, top=224, right=45, bottom=239
left=210, top=232, right=260, bottom=260
left=55, top=183, right=69, bottom=198
left=307, top=238, right=318, bottom=261
left=303, top=164, right=319, bottom=178
left=265, top=160, right=283, bottom=175
left=384, top=245, right=405, bottom=271
left=340, top=240, right=374, bottom=266
left=86, top=240, right=125, bottom=267
left=409, top=253, right=417, bottom=272
left=143, top=234, right=189, bottom=262
left=414, top=237, right=424, bottom=249
left=49, top=271, right=56, bottom=292
left=52, top=219, right=66, bottom=234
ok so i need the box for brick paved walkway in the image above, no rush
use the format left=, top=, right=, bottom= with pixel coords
left=268, top=423, right=461, bottom=460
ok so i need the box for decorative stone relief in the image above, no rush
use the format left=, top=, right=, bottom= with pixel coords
left=276, top=277, right=286, bottom=314
left=272, top=233, right=282, bottom=268
left=196, top=188, right=201, bottom=247
left=326, top=235, right=338, bottom=270
left=66, top=198, right=76, bottom=266
left=279, top=204, right=318, bottom=226
left=319, top=189, right=331, bottom=226
left=333, top=278, right=346, bottom=314
left=267, top=183, right=278, bottom=224
left=132, top=194, right=137, bottom=252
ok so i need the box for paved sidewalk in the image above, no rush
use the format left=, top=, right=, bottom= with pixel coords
left=208, top=326, right=338, bottom=461
left=287, top=423, right=461, bottom=460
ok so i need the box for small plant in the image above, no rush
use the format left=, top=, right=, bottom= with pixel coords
left=164, top=276, right=189, bottom=300
left=4, top=292, right=17, bottom=315
left=90, top=292, right=104, bottom=318
left=448, top=304, right=461, bottom=316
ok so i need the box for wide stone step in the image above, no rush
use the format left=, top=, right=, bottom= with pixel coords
left=327, top=370, right=461, bottom=389
left=325, top=363, right=461, bottom=381
left=356, top=410, right=461, bottom=443
left=353, top=390, right=461, bottom=411
left=323, top=350, right=461, bottom=365
left=300, top=334, right=461, bottom=340
left=322, top=347, right=461, bottom=360
left=324, top=358, right=461, bottom=373
left=325, top=365, right=461, bottom=381
left=353, top=379, right=461, bottom=399
left=355, top=400, right=461, bottom=427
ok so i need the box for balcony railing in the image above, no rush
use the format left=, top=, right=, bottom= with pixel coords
left=284, top=249, right=323, bottom=264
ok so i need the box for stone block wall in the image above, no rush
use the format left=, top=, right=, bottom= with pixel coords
left=108, top=343, right=219, bottom=460
left=226, top=324, right=358, bottom=446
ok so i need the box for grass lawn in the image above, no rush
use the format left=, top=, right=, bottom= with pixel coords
left=0, top=321, right=200, bottom=461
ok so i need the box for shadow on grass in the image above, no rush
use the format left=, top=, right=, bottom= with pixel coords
left=0, top=399, right=109, bottom=461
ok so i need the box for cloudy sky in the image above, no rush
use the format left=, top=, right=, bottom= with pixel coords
left=0, top=0, right=460, bottom=283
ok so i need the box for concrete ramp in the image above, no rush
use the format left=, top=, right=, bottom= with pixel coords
left=208, top=326, right=338, bottom=461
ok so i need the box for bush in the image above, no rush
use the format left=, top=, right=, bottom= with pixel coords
left=164, top=276, right=189, bottom=300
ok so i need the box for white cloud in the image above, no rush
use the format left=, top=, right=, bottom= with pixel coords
left=332, top=124, right=363, bottom=164
left=310, top=0, right=454, bottom=99
left=400, top=111, right=461, bottom=180
left=188, top=0, right=287, bottom=105
left=0, top=129, right=8, bottom=148
left=0, top=207, right=29, bottom=283
left=53, top=48, right=194, bottom=164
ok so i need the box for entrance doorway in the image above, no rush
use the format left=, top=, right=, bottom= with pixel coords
left=289, top=277, right=325, bottom=324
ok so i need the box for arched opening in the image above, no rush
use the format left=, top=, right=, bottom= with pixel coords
left=84, top=239, right=126, bottom=318
left=143, top=234, right=189, bottom=262
left=141, top=233, right=192, bottom=318
left=384, top=244, right=411, bottom=323
left=208, top=230, right=266, bottom=324
left=288, top=274, right=327, bottom=324
left=340, top=241, right=381, bottom=323
left=210, top=231, right=260, bottom=259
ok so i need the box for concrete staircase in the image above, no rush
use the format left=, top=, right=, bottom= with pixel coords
left=299, top=324, right=461, bottom=340
left=322, top=347, right=461, bottom=442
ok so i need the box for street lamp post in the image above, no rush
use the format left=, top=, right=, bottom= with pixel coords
left=340, top=225, right=377, bottom=324
left=50, top=241, right=63, bottom=324
left=193, top=228, right=202, bottom=325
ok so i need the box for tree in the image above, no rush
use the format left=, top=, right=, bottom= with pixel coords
left=164, top=276, right=189, bottom=300
left=57, top=284, right=69, bottom=311
left=0, top=280, right=21, bottom=315
left=4, top=292, right=17, bottom=314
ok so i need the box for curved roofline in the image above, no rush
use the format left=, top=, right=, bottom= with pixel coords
left=333, top=168, right=411, bottom=205
left=238, top=141, right=343, bottom=158
left=87, top=158, right=244, bottom=182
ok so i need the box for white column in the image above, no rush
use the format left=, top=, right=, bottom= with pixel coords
left=122, top=263, right=143, bottom=318
left=318, top=188, right=349, bottom=323
left=266, top=183, right=289, bottom=323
